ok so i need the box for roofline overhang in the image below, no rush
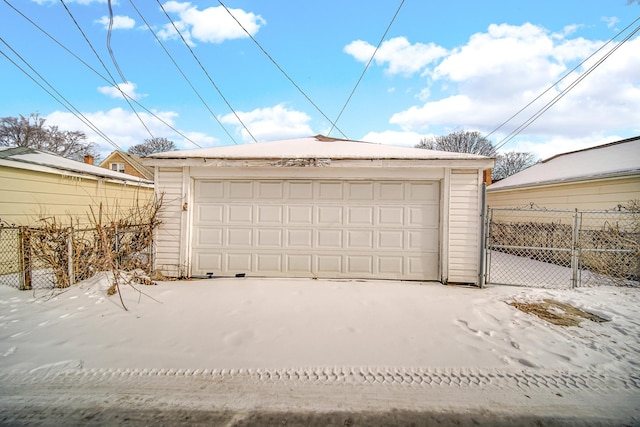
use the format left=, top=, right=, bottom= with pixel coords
left=487, top=170, right=640, bottom=193
left=143, top=157, right=495, bottom=169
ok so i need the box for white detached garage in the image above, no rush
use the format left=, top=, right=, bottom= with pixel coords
left=145, top=136, right=494, bottom=285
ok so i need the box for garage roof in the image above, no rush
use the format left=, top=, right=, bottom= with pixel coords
left=488, top=136, right=640, bottom=191
left=148, top=135, right=491, bottom=161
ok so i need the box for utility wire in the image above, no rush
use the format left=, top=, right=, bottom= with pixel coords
left=156, top=0, right=258, bottom=143
left=106, top=0, right=128, bottom=83
left=129, top=0, right=238, bottom=145
left=329, top=0, right=405, bottom=137
left=494, top=21, right=640, bottom=151
left=217, top=0, right=349, bottom=139
left=59, top=0, right=156, bottom=141
left=3, top=0, right=201, bottom=148
left=0, top=38, right=119, bottom=150
left=0, top=43, right=124, bottom=152
left=486, top=14, right=640, bottom=142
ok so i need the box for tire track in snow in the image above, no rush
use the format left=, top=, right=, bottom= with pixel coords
left=1, top=366, right=638, bottom=391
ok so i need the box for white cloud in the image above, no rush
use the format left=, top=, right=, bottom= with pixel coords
left=601, top=16, right=619, bottom=29
left=220, top=104, right=313, bottom=142
left=97, top=82, right=144, bottom=100
left=360, top=130, right=434, bottom=148
left=388, top=23, right=640, bottom=144
left=96, top=15, right=136, bottom=30
left=158, top=1, right=265, bottom=45
left=344, top=37, right=447, bottom=75
left=44, top=108, right=183, bottom=157
left=508, top=134, right=622, bottom=160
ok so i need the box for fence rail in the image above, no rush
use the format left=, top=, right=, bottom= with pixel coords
left=485, top=207, right=639, bottom=288
left=0, top=223, right=153, bottom=290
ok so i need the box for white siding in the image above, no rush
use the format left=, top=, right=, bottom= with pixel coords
left=448, top=170, right=481, bottom=284
left=154, top=167, right=185, bottom=276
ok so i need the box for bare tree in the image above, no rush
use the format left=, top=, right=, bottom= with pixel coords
left=0, top=113, right=98, bottom=162
left=128, top=137, right=176, bottom=156
left=416, top=130, right=498, bottom=157
left=493, top=152, right=538, bottom=180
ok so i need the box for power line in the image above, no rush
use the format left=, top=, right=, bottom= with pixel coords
left=156, top=0, right=258, bottom=143
left=217, top=0, right=349, bottom=139
left=486, top=14, right=640, bottom=143
left=494, top=21, right=640, bottom=151
left=129, top=0, right=238, bottom=145
left=0, top=42, right=124, bottom=152
left=106, top=0, right=128, bottom=84
left=2, top=0, right=201, bottom=148
left=59, top=0, right=156, bottom=141
left=329, top=0, right=405, bottom=137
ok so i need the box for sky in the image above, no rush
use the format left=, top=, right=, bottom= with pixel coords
left=0, top=0, right=639, bottom=161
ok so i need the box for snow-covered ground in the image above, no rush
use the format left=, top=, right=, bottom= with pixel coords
left=1, top=274, right=639, bottom=425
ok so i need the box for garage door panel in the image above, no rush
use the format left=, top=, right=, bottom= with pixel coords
left=256, top=229, right=282, bottom=247
left=347, top=230, right=373, bottom=248
left=196, top=228, right=223, bottom=246
left=348, top=182, right=374, bottom=200
left=287, top=254, right=313, bottom=272
left=287, top=229, right=313, bottom=248
left=257, top=254, right=282, bottom=272
left=347, top=256, right=373, bottom=274
left=228, top=205, right=253, bottom=223
left=318, top=182, right=342, bottom=199
left=257, top=205, right=282, bottom=223
left=196, top=180, right=224, bottom=200
left=228, top=228, right=252, bottom=246
left=407, top=206, right=439, bottom=227
left=378, top=206, right=404, bottom=226
left=407, top=229, right=439, bottom=250
left=196, top=204, right=223, bottom=223
left=378, top=230, right=403, bottom=249
left=409, top=182, right=439, bottom=201
left=227, top=253, right=252, bottom=271
left=193, top=179, right=440, bottom=280
left=317, top=206, right=342, bottom=224
left=317, top=255, right=342, bottom=274
left=288, top=205, right=313, bottom=224
left=378, top=256, right=403, bottom=275
left=228, top=181, right=253, bottom=198
left=378, top=182, right=404, bottom=200
left=257, top=181, right=284, bottom=198
left=317, top=229, right=342, bottom=248
left=288, top=181, right=313, bottom=199
left=346, top=206, right=373, bottom=225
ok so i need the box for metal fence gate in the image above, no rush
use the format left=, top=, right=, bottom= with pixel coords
left=485, top=207, right=639, bottom=288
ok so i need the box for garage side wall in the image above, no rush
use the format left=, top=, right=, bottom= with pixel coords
left=447, top=170, right=481, bottom=284
left=154, top=167, right=186, bottom=276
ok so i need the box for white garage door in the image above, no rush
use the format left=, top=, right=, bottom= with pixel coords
left=192, top=179, right=440, bottom=280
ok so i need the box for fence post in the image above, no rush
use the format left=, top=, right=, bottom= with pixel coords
left=478, top=183, right=487, bottom=288
left=18, top=227, right=32, bottom=290
left=67, top=227, right=74, bottom=286
left=570, top=209, right=580, bottom=288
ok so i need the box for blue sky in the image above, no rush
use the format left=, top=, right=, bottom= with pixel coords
left=1, top=0, right=639, bottom=160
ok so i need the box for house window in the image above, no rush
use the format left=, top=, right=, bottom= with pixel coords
left=110, top=162, right=125, bottom=173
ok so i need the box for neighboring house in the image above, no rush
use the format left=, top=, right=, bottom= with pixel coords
left=0, top=146, right=154, bottom=226
left=487, top=136, right=640, bottom=211
left=144, top=135, right=494, bottom=284
left=99, top=150, right=154, bottom=181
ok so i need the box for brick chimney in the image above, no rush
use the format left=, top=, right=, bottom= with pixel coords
left=84, top=155, right=94, bottom=165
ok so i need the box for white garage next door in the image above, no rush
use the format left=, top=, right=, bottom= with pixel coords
left=192, top=179, right=440, bottom=280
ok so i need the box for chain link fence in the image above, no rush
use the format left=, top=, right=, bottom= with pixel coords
left=485, top=207, right=639, bottom=288
left=0, top=224, right=153, bottom=290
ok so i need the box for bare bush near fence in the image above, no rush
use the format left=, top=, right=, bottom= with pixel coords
left=24, top=196, right=162, bottom=289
